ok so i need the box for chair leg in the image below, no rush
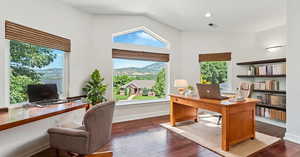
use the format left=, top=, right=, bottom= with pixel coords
left=85, top=151, right=113, bottom=157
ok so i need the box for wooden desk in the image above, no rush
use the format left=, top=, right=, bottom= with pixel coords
left=169, top=94, right=259, bottom=151
left=0, top=101, right=88, bottom=131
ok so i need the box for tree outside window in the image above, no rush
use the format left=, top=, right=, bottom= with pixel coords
left=200, top=61, right=229, bottom=90
left=10, top=40, right=65, bottom=104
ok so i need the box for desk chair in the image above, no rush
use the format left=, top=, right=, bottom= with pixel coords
left=215, top=82, right=253, bottom=125
left=48, top=101, right=115, bottom=157
left=239, top=82, right=254, bottom=98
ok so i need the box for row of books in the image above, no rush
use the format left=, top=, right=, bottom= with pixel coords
left=256, top=107, right=286, bottom=122
left=253, top=80, right=280, bottom=91
left=248, top=63, right=286, bottom=76
left=257, top=94, right=286, bottom=106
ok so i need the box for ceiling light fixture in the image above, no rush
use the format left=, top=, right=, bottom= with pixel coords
left=265, top=45, right=286, bottom=52
left=205, top=12, right=212, bottom=18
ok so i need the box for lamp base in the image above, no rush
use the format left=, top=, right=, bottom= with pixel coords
left=178, top=88, right=185, bottom=95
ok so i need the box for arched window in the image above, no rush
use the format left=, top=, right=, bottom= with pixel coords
left=112, top=27, right=169, bottom=103
left=113, top=27, right=169, bottom=48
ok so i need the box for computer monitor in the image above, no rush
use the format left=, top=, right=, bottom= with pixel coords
left=27, top=84, right=59, bottom=102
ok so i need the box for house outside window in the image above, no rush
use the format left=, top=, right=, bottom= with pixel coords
left=112, top=27, right=169, bottom=102
left=113, top=58, right=167, bottom=101
left=9, top=40, right=67, bottom=104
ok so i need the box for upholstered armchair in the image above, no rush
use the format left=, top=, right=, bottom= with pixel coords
left=48, top=101, right=115, bottom=157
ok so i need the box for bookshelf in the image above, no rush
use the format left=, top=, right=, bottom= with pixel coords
left=236, top=58, right=286, bottom=65
left=253, top=89, right=286, bottom=94
left=237, top=75, right=286, bottom=78
left=237, top=58, right=286, bottom=126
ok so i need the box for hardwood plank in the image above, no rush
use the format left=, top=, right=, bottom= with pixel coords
left=33, top=115, right=300, bottom=157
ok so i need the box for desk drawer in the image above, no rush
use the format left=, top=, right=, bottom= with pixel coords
left=173, top=97, right=194, bottom=107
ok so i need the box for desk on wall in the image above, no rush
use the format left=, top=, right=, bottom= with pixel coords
left=0, top=101, right=89, bottom=131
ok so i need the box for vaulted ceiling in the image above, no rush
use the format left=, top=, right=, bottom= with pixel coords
left=59, top=0, right=286, bottom=32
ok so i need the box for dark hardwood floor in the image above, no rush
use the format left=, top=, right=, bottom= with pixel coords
left=33, top=116, right=300, bottom=157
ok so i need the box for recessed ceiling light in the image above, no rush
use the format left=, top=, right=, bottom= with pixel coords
left=205, top=12, right=212, bottom=18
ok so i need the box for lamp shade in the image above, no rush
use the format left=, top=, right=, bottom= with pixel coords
left=174, top=79, right=188, bottom=88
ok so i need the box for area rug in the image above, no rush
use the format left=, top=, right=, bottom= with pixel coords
left=160, top=115, right=280, bottom=157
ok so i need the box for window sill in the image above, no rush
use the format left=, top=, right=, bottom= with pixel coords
left=221, top=90, right=235, bottom=95
left=116, top=98, right=170, bottom=106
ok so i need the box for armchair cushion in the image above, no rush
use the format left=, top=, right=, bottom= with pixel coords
left=48, top=127, right=89, bottom=155
left=48, top=127, right=88, bottom=138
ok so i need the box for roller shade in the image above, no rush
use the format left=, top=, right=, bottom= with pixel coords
left=5, top=20, right=71, bottom=52
left=199, top=52, right=231, bottom=62
left=112, top=49, right=169, bottom=62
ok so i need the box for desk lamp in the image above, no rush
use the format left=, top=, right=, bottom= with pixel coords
left=174, top=79, right=188, bottom=95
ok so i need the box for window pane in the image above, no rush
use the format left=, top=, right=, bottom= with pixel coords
left=200, top=61, right=229, bottom=91
left=113, top=30, right=167, bottom=48
left=113, top=58, right=167, bottom=102
left=9, top=40, right=65, bottom=104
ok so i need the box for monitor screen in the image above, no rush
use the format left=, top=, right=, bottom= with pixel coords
left=27, top=84, right=59, bottom=102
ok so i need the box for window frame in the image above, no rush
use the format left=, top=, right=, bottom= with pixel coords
left=112, top=27, right=171, bottom=105
left=4, top=40, right=70, bottom=105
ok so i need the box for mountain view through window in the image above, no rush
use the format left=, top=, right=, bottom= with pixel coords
left=113, top=58, right=167, bottom=101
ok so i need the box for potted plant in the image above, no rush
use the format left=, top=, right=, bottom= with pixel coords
left=83, top=69, right=107, bottom=106
left=186, top=85, right=195, bottom=96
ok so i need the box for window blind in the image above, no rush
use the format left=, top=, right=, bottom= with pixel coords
left=5, top=20, right=71, bottom=52
left=112, top=49, right=169, bottom=62
left=199, top=52, right=231, bottom=62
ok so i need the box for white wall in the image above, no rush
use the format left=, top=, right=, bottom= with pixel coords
left=284, top=0, right=300, bottom=144
left=0, top=1, right=181, bottom=156
left=179, top=26, right=286, bottom=91
left=0, top=0, right=94, bottom=156
left=0, top=0, right=292, bottom=156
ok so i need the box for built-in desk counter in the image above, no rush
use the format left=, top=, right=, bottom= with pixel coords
left=0, top=101, right=88, bottom=131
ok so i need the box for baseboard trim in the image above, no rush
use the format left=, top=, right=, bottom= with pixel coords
left=21, top=143, right=49, bottom=157
left=255, top=116, right=286, bottom=128
left=113, top=111, right=169, bottom=123
left=284, top=132, right=300, bottom=144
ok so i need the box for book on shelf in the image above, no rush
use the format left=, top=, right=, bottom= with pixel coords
left=256, top=106, right=286, bottom=122
left=254, top=80, right=280, bottom=91
left=248, top=63, right=286, bottom=76
left=256, top=94, right=286, bottom=106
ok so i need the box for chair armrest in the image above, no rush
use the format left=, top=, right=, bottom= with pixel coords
left=48, top=127, right=89, bottom=138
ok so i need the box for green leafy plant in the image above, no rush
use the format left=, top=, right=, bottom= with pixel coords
left=83, top=69, right=107, bottom=106
left=10, top=40, right=57, bottom=104
left=200, top=61, right=228, bottom=84
left=153, top=68, right=166, bottom=98
left=187, top=85, right=194, bottom=91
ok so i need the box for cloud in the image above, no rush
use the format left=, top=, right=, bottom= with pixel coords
left=136, top=31, right=157, bottom=41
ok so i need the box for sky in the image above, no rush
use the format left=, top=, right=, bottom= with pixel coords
left=45, top=30, right=166, bottom=69
left=43, top=50, right=64, bottom=69
left=113, top=58, right=156, bottom=69
left=113, top=30, right=167, bottom=48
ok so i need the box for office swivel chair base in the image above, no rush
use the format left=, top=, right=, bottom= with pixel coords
left=211, top=114, right=222, bottom=125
